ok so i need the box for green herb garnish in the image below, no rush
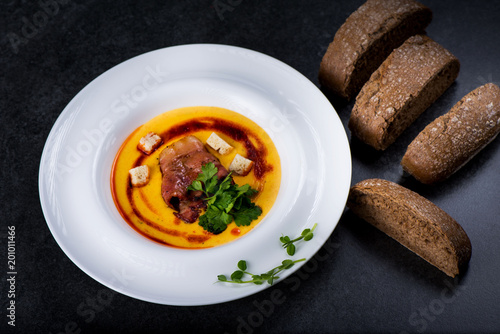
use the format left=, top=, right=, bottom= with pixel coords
left=280, top=223, right=317, bottom=256
left=217, top=259, right=306, bottom=285
left=188, top=162, right=262, bottom=234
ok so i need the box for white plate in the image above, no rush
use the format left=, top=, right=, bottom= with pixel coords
left=39, top=44, right=351, bottom=305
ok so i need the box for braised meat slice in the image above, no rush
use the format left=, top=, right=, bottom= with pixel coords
left=159, top=135, right=229, bottom=223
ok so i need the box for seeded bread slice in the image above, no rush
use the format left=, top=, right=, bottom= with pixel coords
left=347, top=178, right=471, bottom=277
left=402, top=83, right=500, bottom=184
left=319, top=0, right=432, bottom=100
left=348, top=35, right=460, bottom=150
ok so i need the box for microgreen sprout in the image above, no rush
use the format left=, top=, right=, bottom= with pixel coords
left=280, top=223, right=318, bottom=256
left=217, top=259, right=306, bottom=286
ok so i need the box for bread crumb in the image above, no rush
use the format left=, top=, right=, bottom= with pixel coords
left=206, top=132, right=233, bottom=155
left=129, top=165, right=150, bottom=187
left=138, top=132, right=163, bottom=155
left=229, top=154, right=254, bottom=176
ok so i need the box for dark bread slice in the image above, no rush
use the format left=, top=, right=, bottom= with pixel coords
left=348, top=35, right=460, bottom=150
left=402, top=83, right=500, bottom=184
left=319, top=0, right=432, bottom=100
left=347, top=178, right=471, bottom=277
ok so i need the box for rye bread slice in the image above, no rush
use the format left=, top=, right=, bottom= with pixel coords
left=347, top=178, right=471, bottom=277
left=348, top=35, right=460, bottom=150
left=319, top=0, right=432, bottom=100
left=402, top=83, right=500, bottom=184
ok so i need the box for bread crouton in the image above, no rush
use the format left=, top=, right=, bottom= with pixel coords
left=129, top=165, right=150, bottom=187
left=206, top=132, right=233, bottom=155
left=229, top=154, right=254, bottom=176
left=137, top=132, right=163, bottom=155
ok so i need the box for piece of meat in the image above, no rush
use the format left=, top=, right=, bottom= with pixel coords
left=159, top=135, right=229, bottom=223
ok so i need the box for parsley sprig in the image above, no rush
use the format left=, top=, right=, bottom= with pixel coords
left=188, top=162, right=262, bottom=234
left=280, top=223, right=317, bottom=255
left=217, top=259, right=306, bottom=285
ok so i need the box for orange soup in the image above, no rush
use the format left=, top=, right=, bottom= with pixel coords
left=111, top=106, right=281, bottom=248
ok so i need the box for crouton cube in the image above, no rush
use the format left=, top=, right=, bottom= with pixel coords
left=137, top=132, right=163, bottom=155
left=206, top=132, right=233, bottom=155
left=129, top=165, right=150, bottom=187
left=229, top=154, right=254, bottom=176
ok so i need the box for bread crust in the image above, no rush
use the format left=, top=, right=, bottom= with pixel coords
left=402, top=83, right=500, bottom=184
left=319, top=0, right=432, bottom=100
left=348, top=35, right=460, bottom=150
left=347, top=178, right=471, bottom=277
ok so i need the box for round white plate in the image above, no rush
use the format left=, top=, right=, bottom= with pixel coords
left=39, top=44, right=351, bottom=305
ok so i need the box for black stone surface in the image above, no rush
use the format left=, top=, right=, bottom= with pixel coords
left=1, top=0, right=499, bottom=333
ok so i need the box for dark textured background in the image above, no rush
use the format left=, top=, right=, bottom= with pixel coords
left=1, top=0, right=499, bottom=333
